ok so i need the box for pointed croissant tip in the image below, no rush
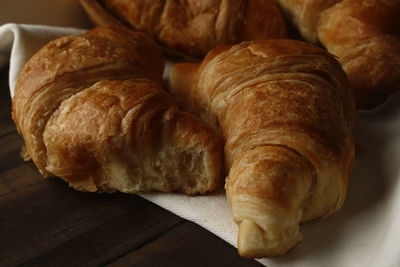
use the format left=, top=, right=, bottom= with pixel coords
left=238, top=219, right=271, bottom=258
left=237, top=219, right=302, bottom=259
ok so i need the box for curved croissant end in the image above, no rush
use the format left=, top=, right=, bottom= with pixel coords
left=169, top=39, right=355, bottom=257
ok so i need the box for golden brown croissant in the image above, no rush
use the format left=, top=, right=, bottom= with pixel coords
left=318, top=0, right=400, bottom=109
left=275, top=0, right=400, bottom=109
left=274, top=0, right=340, bottom=43
left=12, top=26, right=223, bottom=195
left=169, top=39, right=355, bottom=257
left=88, top=0, right=287, bottom=57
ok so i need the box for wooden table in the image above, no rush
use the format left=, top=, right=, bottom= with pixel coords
left=0, top=66, right=262, bottom=266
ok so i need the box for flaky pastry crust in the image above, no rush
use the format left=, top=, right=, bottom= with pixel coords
left=274, top=0, right=400, bottom=108
left=98, top=0, right=287, bottom=57
left=12, top=26, right=223, bottom=194
left=169, top=39, right=355, bottom=257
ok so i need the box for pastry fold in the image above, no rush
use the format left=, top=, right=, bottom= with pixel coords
left=318, top=0, right=400, bottom=108
left=12, top=26, right=222, bottom=194
left=169, top=39, right=355, bottom=257
left=274, top=0, right=400, bottom=108
left=96, top=0, right=287, bottom=57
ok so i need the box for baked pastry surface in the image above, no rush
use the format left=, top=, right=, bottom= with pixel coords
left=12, top=26, right=223, bottom=194
left=99, top=0, right=287, bottom=57
left=275, top=0, right=340, bottom=43
left=275, top=0, right=400, bottom=108
left=169, top=39, right=355, bottom=257
left=318, top=0, right=400, bottom=108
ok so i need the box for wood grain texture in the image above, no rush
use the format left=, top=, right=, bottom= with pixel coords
left=0, top=66, right=14, bottom=137
left=0, top=65, right=262, bottom=266
left=107, top=222, right=262, bottom=267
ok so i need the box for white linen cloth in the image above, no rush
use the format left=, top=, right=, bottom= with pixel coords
left=1, top=4, right=399, bottom=266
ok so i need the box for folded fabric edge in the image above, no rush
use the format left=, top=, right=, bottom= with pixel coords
left=0, top=23, right=85, bottom=97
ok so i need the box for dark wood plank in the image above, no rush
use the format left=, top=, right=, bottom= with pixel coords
left=19, top=195, right=183, bottom=267
left=0, top=106, right=14, bottom=137
left=107, top=221, right=264, bottom=267
left=0, top=66, right=15, bottom=137
left=0, top=177, right=182, bottom=266
left=0, top=162, right=43, bottom=196
left=0, top=131, right=25, bottom=174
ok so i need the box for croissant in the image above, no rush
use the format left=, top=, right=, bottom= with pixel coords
left=273, top=0, right=340, bottom=44
left=87, top=0, right=287, bottom=57
left=12, top=26, right=222, bottom=195
left=169, top=39, right=355, bottom=257
left=275, top=0, right=400, bottom=109
left=318, top=0, right=400, bottom=108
